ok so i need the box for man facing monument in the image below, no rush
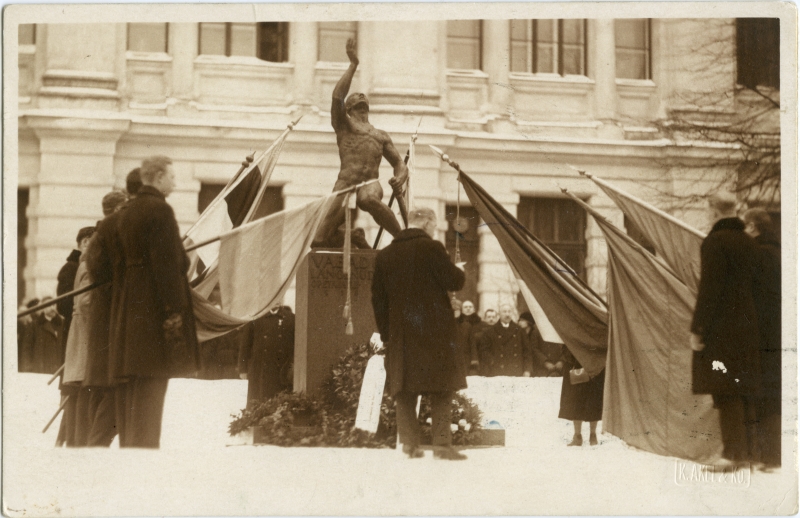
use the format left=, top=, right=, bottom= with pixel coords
left=371, top=207, right=467, bottom=460
left=313, top=38, right=408, bottom=248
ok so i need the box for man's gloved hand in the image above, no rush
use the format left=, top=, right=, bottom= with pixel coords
left=163, top=313, right=183, bottom=342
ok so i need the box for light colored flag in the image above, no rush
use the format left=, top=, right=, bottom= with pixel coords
left=566, top=192, right=722, bottom=464
left=582, top=171, right=706, bottom=294
left=184, top=122, right=295, bottom=271
left=509, top=263, right=563, bottom=344
left=217, top=193, right=337, bottom=319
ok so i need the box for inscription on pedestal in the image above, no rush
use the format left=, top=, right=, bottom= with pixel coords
left=294, top=249, right=378, bottom=394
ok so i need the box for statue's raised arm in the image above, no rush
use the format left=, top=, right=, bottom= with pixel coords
left=331, top=38, right=359, bottom=133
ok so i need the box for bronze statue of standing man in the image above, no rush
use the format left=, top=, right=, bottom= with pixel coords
left=313, top=38, right=408, bottom=248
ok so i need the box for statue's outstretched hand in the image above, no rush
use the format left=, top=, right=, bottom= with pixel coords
left=346, top=38, right=359, bottom=66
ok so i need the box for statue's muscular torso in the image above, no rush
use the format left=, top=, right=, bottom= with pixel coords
left=335, top=121, right=389, bottom=186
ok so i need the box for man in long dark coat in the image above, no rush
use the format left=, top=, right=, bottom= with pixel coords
left=372, top=207, right=467, bottom=460
left=83, top=190, right=131, bottom=447
left=744, top=208, right=782, bottom=469
left=690, top=193, right=762, bottom=466
left=478, top=304, right=533, bottom=378
left=110, top=156, right=200, bottom=448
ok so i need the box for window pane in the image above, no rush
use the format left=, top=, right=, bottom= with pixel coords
left=18, top=24, right=35, bottom=45
left=562, top=19, right=584, bottom=44
left=510, top=41, right=529, bottom=72
left=615, top=19, right=647, bottom=48
left=199, top=23, right=226, bottom=55
left=258, top=22, right=288, bottom=62
left=230, top=23, right=256, bottom=56
left=616, top=49, right=647, bottom=79
left=563, top=44, right=584, bottom=75
left=447, top=20, right=481, bottom=38
left=536, top=19, right=556, bottom=42
left=510, top=19, right=529, bottom=41
left=518, top=197, right=587, bottom=280
left=128, top=23, right=167, bottom=52
left=318, top=22, right=357, bottom=62
left=557, top=202, right=584, bottom=242
left=536, top=42, right=556, bottom=73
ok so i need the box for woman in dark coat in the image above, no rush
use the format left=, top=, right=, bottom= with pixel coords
left=558, top=348, right=605, bottom=446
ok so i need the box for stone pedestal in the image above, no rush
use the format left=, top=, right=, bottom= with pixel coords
left=294, top=249, right=378, bottom=394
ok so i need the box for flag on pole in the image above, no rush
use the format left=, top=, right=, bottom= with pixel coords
left=184, top=120, right=297, bottom=270
left=565, top=192, right=722, bottom=463
left=217, top=193, right=338, bottom=319
left=458, top=171, right=608, bottom=377
left=581, top=171, right=706, bottom=294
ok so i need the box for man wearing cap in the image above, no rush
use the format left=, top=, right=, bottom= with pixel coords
left=313, top=38, right=408, bottom=248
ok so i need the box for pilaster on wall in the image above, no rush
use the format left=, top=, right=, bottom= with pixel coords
left=24, top=115, right=130, bottom=298
left=477, top=192, right=520, bottom=315
left=591, top=19, right=622, bottom=139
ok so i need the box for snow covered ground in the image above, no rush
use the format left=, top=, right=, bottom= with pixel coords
left=3, top=372, right=796, bottom=516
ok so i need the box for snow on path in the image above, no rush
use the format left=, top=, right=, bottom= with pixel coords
left=3, top=372, right=794, bottom=516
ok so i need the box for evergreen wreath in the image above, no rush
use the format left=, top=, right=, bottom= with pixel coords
left=229, top=342, right=483, bottom=447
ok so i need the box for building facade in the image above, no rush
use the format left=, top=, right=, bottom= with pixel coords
left=15, top=18, right=781, bottom=313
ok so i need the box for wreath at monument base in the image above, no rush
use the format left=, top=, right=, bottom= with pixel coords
left=228, top=342, right=483, bottom=448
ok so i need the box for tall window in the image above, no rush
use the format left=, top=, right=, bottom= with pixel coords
left=510, top=19, right=587, bottom=76
left=199, top=22, right=289, bottom=62
left=128, top=23, right=168, bottom=52
left=615, top=19, right=651, bottom=80
left=518, top=197, right=587, bottom=280
left=736, top=18, right=780, bottom=89
left=445, top=206, right=481, bottom=310
left=18, top=24, right=35, bottom=45
left=198, top=184, right=284, bottom=221
left=447, top=20, right=482, bottom=70
left=318, top=22, right=357, bottom=62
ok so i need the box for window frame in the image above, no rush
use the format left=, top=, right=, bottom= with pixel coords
left=127, top=23, right=169, bottom=53
left=446, top=19, right=484, bottom=71
left=510, top=19, right=588, bottom=77
left=198, top=22, right=289, bottom=62
left=614, top=18, right=652, bottom=81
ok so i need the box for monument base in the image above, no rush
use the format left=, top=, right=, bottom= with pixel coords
left=294, top=249, right=378, bottom=394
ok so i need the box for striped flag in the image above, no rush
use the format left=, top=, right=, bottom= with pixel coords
left=583, top=172, right=706, bottom=294
left=217, top=193, right=338, bottom=319
left=184, top=122, right=295, bottom=271
left=566, top=192, right=722, bottom=463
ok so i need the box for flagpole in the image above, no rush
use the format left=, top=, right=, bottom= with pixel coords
left=569, top=165, right=706, bottom=238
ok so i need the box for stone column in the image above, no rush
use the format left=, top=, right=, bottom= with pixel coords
left=483, top=20, right=511, bottom=117
left=361, top=20, right=443, bottom=124
left=477, top=192, right=520, bottom=314
left=169, top=23, right=198, bottom=114
left=290, top=22, right=318, bottom=108
left=592, top=19, right=620, bottom=137
left=25, top=115, right=130, bottom=297
left=38, top=23, right=121, bottom=110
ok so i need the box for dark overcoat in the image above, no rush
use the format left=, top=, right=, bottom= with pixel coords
left=753, top=231, right=781, bottom=408
left=84, top=210, right=125, bottom=387
left=238, top=306, right=295, bottom=405
left=371, top=228, right=466, bottom=396
left=31, top=314, right=64, bottom=374
left=110, top=186, right=200, bottom=379
left=691, top=217, right=761, bottom=396
left=478, top=321, right=533, bottom=377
